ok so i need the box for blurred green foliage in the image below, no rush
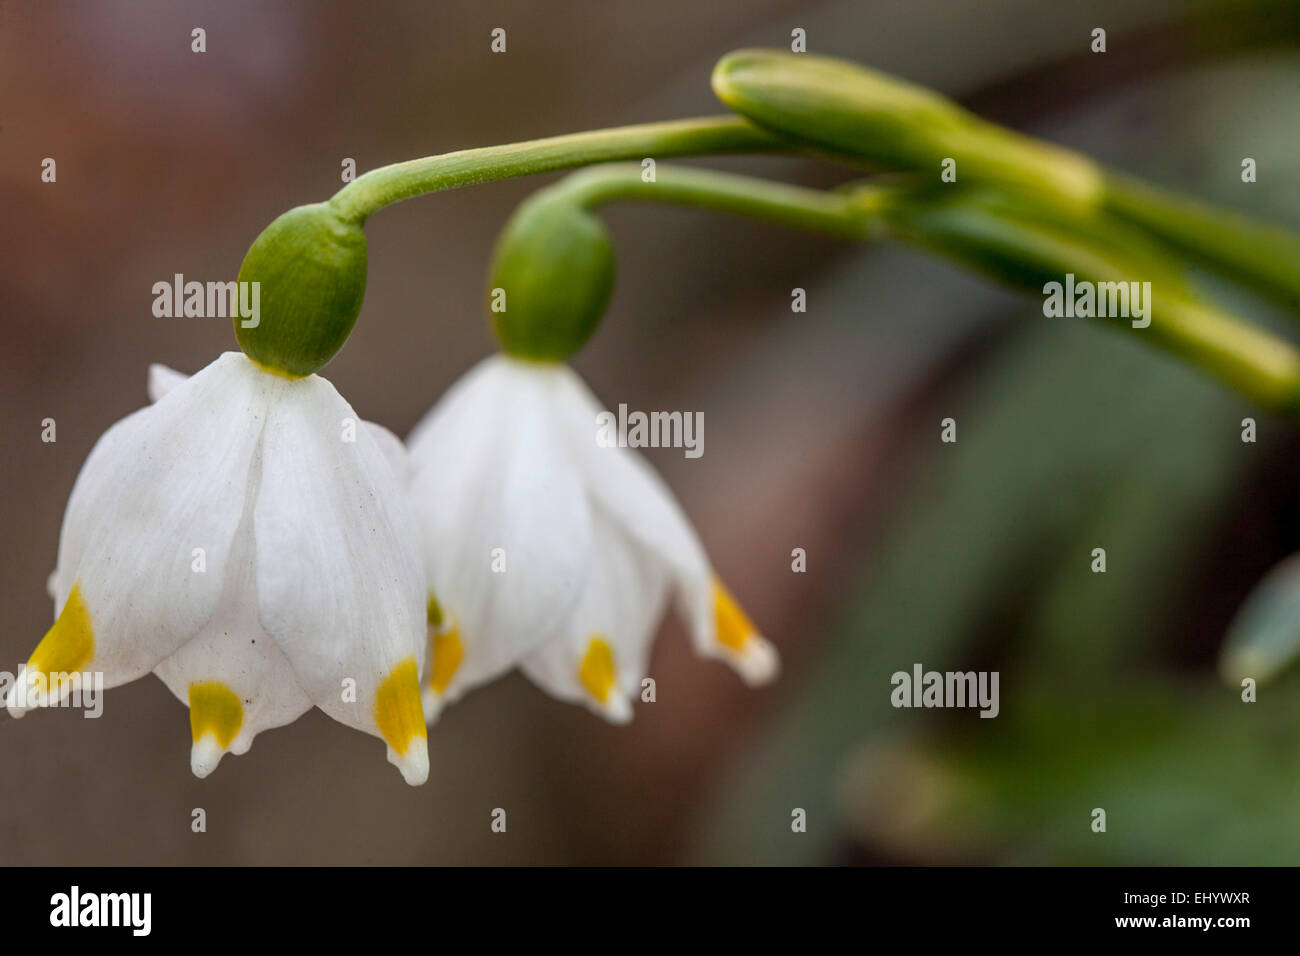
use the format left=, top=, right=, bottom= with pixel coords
left=693, top=308, right=1296, bottom=864
left=690, top=26, right=1300, bottom=867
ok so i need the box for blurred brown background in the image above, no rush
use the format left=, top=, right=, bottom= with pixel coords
left=3, top=0, right=1300, bottom=865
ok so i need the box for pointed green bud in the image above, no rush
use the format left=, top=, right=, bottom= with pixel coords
left=712, top=49, right=1102, bottom=208
left=1220, top=554, right=1300, bottom=686
left=487, top=191, right=615, bottom=362
left=234, top=202, right=368, bottom=377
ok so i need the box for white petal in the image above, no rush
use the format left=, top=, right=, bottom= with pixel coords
left=406, top=354, right=513, bottom=462
left=153, top=532, right=312, bottom=777
left=549, top=368, right=715, bottom=642
left=9, top=352, right=277, bottom=716
left=550, top=366, right=711, bottom=581
left=148, top=363, right=189, bottom=403
left=158, top=631, right=314, bottom=777
left=551, top=367, right=779, bottom=684
left=407, top=357, right=592, bottom=707
left=520, top=518, right=668, bottom=723
left=189, top=736, right=226, bottom=778
left=365, top=422, right=409, bottom=486
left=253, top=373, right=429, bottom=785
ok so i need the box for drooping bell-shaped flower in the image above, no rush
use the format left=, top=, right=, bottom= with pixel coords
left=406, top=355, right=778, bottom=723
left=9, top=352, right=430, bottom=784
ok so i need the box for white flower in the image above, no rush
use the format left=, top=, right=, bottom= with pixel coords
left=8, top=352, right=429, bottom=785
left=406, top=355, right=778, bottom=724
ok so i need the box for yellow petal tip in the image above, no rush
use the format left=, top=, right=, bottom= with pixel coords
left=9, top=584, right=96, bottom=717
left=711, top=578, right=779, bottom=685
left=712, top=578, right=755, bottom=651
left=578, top=637, right=617, bottom=704
left=189, top=681, right=244, bottom=749
left=429, top=626, right=463, bottom=695
left=28, top=581, right=95, bottom=675
left=375, top=657, right=428, bottom=778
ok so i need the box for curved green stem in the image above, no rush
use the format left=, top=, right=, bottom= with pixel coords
left=1104, top=172, right=1300, bottom=310
left=547, top=163, right=876, bottom=239
left=329, top=116, right=784, bottom=224
left=537, top=161, right=1300, bottom=414
left=877, top=188, right=1300, bottom=414
left=711, top=49, right=1300, bottom=314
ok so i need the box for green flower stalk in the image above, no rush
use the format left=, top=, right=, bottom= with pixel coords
left=711, top=49, right=1105, bottom=208
left=505, top=161, right=1300, bottom=417
left=874, top=186, right=1300, bottom=414
left=1105, top=173, right=1300, bottom=310
left=231, top=117, right=785, bottom=374
left=487, top=164, right=875, bottom=359
left=713, top=48, right=1300, bottom=309
left=227, top=46, right=1300, bottom=401
left=330, top=115, right=783, bottom=223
